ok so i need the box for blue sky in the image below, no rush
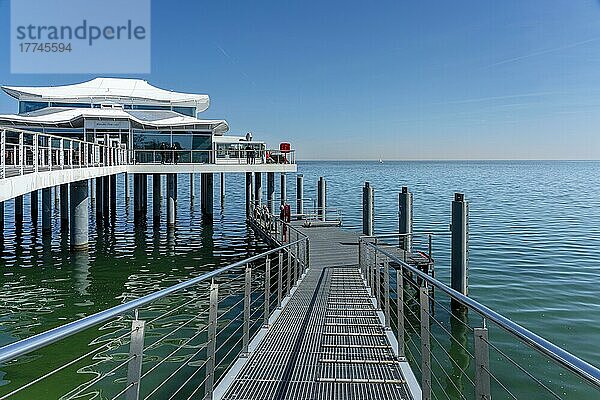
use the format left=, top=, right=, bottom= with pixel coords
left=1, top=0, right=600, bottom=160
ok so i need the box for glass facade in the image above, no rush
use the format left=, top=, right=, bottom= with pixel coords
left=132, top=130, right=212, bottom=163
left=19, top=101, right=48, bottom=113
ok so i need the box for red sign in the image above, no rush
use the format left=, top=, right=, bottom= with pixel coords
left=280, top=142, right=291, bottom=153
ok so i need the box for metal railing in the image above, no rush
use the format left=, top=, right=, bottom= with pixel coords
left=132, top=149, right=296, bottom=165
left=359, top=233, right=600, bottom=399
left=0, top=233, right=309, bottom=399
left=0, top=127, right=129, bottom=179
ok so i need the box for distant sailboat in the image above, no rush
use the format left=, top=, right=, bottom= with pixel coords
left=379, top=158, right=383, bottom=164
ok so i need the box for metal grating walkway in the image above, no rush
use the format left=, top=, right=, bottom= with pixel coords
left=219, top=226, right=413, bottom=400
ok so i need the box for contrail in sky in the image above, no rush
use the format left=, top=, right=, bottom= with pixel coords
left=488, top=37, right=600, bottom=67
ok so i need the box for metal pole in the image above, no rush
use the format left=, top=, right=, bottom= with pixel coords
left=317, top=177, right=326, bottom=221
left=126, top=318, right=145, bottom=400
left=189, top=173, right=195, bottom=200
left=42, top=188, right=52, bottom=235
left=362, top=182, right=374, bottom=235
left=30, top=190, right=39, bottom=226
left=60, top=183, right=69, bottom=232
left=420, top=284, right=431, bottom=400
left=287, top=248, right=292, bottom=295
left=254, top=172, right=262, bottom=206
left=166, top=174, right=175, bottom=229
left=70, top=180, right=89, bottom=250
left=398, top=186, right=412, bottom=251
left=277, top=251, right=283, bottom=308
left=153, top=174, right=161, bottom=226
left=474, top=326, right=491, bottom=400
left=205, top=281, right=219, bottom=399
left=451, top=192, right=469, bottom=300
left=264, top=257, right=271, bottom=327
left=294, top=241, right=300, bottom=285
left=296, top=174, right=304, bottom=218
left=384, top=258, right=390, bottom=328
left=375, top=247, right=380, bottom=310
left=397, top=267, right=405, bottom=357
left=243, top=266, right=251, bottom=355
left=245, top=172, right=253, bottom=217
left=280, top=173, right=286, bottom=205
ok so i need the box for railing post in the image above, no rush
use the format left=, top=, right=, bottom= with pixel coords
left=126, top=316, right=146, bottom=400
left=59, top=138, right=64, bottom=169
left=294, top=241, right=299, bottom=286
left=375, top=247, right=381, bottom=310
left=420, top=284, right=431, bottom=400
left=384, top=258, right=390, bottom=328
left=19, top=131, right=24, bottom=175
left=1, top=130, right=5, bottom=179
left=242, top=265, right=251, bottom=355
left=34, top=132, right=39, bottom=173
left=264, top=257, right=271, bottom=326
left=474, top=326, right=491, bottom=400
left=205, top=281, right=219, bottom=400
left=287, top=247, right=292, bottom=295
left=358, top=239, right=363, bottom=277
left=277, top=251, right=283, bottom=308
left=396, top=267, right=405, bottom=357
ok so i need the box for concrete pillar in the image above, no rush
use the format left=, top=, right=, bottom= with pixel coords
left=245, top=172, right=253, bottom=217
left=190, top=173, right=195, bottom=199
left=42, top=188, right=52, bottom=234
left=14, top=195, right=23, bottom=227
left=60, top=184, right=69, bottom=232
left=451, top=192, right=469, bottom=297
left=124, top=172, right=130, bottom=202
left=153, top=174, right=161, bottom=225
left=254, top=172, right=262, bottom=206
left=201, top=173, right=214, bottom=220
left=69, top=179, right=89, bottom=250
left=54, top=186, right=59, bottom=210
left=220, top=173, right=225, bottom=201
left=296, top=174, right=304, bottom=218
left=102, top=176, right=110, bottom=216
left=30, top=190, right=39, bottom=226
left=142, top=174, right=148, bottom=215
left=167, top=173, right=175, bottom=229
left=173, top=174, right=178, bottom=203
left=398, top=186, right=412, bottom=251
left=110, top=174, right=117, bottom=215
left=267, top=172, right=275, bottom=215
left=362, top=182, right=374, bottom=236
left=95, top=177, right=103, bottom=218
left=317, top=177, right=326, bottom=221
left=280, top=173, right=287, bottom=206
left=134, top=174, right=146, bottom=223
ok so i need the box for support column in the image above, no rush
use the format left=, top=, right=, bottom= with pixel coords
left=399, top=186, right=412, bottom=251
left=267, top=172, right=275, bottom=215
left=245, top=172, right=253, bottom=217
left=60, top=184, right=69, bottom=232
left=280, top=173, right=287, bottom=206
left=30, top=190, right=39, bottom=227
left=254, top=172, right=262, bottom=206
left=317, top=177, right=326, bottom=221
left=110, top=174, right=117, bottom=216
left=166, top=173, right=175, bottom=229
left=15, top=195, right=23, bottom=228
left=220, top=173, right=225, bottom=202
left=42, top=188, right=52, bottom=235
left=134, top=174, right=147, bottom=224
left=190, top=173, right=195, bottom=200
left=0, top=202, right=4, bottom=234
left=173, top=174, right=178, bottom=204
left=102, top=176, right=110, bottom=216
left=70, top=179, right=89, bottom=250
left=153, top=174, right=161, bottom=226
left=124, top=172, right=130, bottom=203
left=201, top=173, right=214, bottom=220
left=362, top=182, right=374, bottom=236
left=296, top=174, right=304, bottom=218
left=451, top=192, right=469, bottom=298
left=142, top=174, right=148, bottom=215
left=95, top=177, right=103, bottom=219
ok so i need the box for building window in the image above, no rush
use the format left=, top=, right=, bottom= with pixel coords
left=172, top=106, right=196, bottom=117
left=19, top=101, right=48, bottom=114
left=50, top=102, right=92, bottom=108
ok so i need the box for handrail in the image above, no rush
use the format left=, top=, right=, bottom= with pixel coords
left=361, top=238, right=600, bottom=389
left=0, top=238, right=304, bottom=365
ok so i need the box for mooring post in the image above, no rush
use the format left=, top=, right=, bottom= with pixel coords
left=398, top=186, right=412, bottom=252
left=267, top=172, right=275, bottom=215
left=280, top=173, right=287, bottom=206
left=42, top=188, right=52, bottom=235
left=296, top=174, right=304, bottom=219
left=69, top=179, right=89, bottom=250
left=451, top=192, right=469, bottom=301
left=317, top=177, right=326, bottom=221
left=362, top=182, right=374, bottom=235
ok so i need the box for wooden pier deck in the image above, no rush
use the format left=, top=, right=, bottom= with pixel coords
left=218, top=223, right=418, bottom=399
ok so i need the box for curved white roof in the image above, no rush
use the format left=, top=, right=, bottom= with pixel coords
left=1, top=78, right=210, bottom=112
left=0, top=107, right=228, bottom=133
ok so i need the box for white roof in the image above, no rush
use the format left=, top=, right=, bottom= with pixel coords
left=213, top=135, right=264, bottom=144
left=1, top=78, right=210, bottom=111
left=0, top=107, right=228, bottom=133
